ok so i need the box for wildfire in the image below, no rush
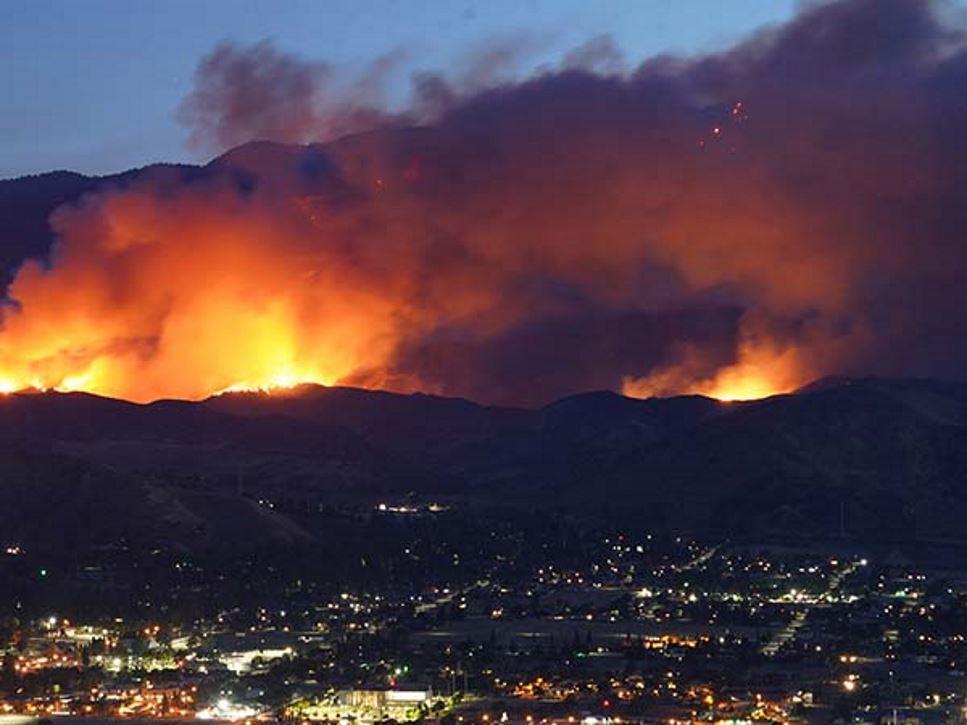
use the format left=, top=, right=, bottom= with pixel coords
left=623, top=336, right=803, bottom=403
left=0, top=378, right=20, bottom=394
left=213, top=370, right=329, bottom=396
left=0, top=182, right=402, bottom=403
left=701, top=373, right=789, bottom=402
left=2, top=0, right=934, bottom=409
left=0, top=173, right=817, bottom=405
left=700, top=338, right=804, bottom=401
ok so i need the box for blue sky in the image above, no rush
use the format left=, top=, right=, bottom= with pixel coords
left=0, top=0, right=800, bottom=178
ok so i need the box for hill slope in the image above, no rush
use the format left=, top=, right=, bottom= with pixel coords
left=0, top=378, right=965, bottom=549
left=587, top=378, right=967, bottom=539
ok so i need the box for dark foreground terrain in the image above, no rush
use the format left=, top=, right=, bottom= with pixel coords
left=1, top=375, right=966, bottom=560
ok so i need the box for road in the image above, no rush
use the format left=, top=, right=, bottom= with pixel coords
left=760, top=559, right=862, bottom=656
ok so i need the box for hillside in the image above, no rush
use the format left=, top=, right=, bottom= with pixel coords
left=587, top=378, right=967, bottom=539
left=0, top=378, right=964, bottom=551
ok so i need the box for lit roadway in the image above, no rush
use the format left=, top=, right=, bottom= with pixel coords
left=414, top=579, right=490, bottom=616
left=760, top=559, right=864, bottom=656
left=677, top=544, right=721, bottom=572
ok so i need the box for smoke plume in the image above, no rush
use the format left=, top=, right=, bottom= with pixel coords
left=3, top=0, right=967, bottom=406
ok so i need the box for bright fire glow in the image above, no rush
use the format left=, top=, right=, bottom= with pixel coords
left=0, top=378, right=19, bottom=395
left=0, top=185, right=400, bottom=402
left=213, top=370, right=332, bottom=396
left=703, top=373, right=786, bottom=402
left=624, top=336, right=804, bottom=402
left=698, top=338, right=803, bottom=401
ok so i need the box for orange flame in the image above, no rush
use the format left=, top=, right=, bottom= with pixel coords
left=0, top=185, right=402, bottom=402
left=624, top=336, right=804, bottom=402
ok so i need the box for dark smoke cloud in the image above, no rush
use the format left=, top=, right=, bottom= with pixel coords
left=6, top=0, right=967, bottom=405
left=178, top=42, right=405, bottom=152
left=371, top=297, right=740, bottom=406
left=177, top=34, right=546, bottom=155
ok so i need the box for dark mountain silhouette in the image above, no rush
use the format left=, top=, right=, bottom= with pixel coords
left=0, top=171, right=99, bottom=278
left=0, top=377, right=965, bottom=552
left=584, top=377, right=967, bottom=539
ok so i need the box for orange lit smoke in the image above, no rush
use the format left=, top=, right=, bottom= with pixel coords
left=0, top=183, right=402, bottom=402
left=0, top=130, right=846, bottom=404
left=0, top=0, right=964, bottom=405
left=623, top=335, right=808, bottom=402
left=0, top=143, right=831, bottom=404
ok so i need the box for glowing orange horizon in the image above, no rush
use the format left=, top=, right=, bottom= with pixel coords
left=0, top=363, right=338, bottom=402
left=0, top=306, right=802, bottom=404
left=0, top=367, right=792, bottom=404
left=700, top=376, right=794, bottom=402
left=622, top=336, right=805, bottom=403
left=0, top=374, right=327, bottom=401
left=623, top=375, right=794, bottom=403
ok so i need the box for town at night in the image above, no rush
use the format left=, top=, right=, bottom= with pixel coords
left=5, top=503, right=967, bottom=725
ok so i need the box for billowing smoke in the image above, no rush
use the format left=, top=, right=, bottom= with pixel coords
left=178, top=42, right=404, bottom=151
left=2, top=0, right=967, bottom=406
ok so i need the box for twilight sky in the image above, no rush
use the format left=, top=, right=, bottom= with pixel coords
left=0, top=0, right=799, bottom=178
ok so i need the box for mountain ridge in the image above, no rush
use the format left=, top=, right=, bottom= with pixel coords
left=0, top=376, right=964, bottom=552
